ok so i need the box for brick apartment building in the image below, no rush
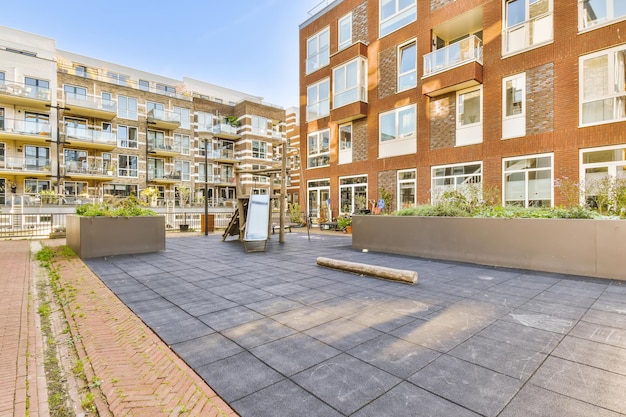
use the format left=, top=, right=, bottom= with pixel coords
left=0, top=25, right=287, bottom=212
left=298, top=0, right=626, bottom=222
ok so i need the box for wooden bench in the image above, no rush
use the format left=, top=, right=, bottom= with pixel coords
left=272, top=223, right=292, bottom=234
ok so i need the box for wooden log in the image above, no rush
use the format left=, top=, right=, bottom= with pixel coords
left=316, top=257, right=418, bottom=285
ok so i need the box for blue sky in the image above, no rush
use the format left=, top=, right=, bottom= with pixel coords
left=1, top=0, right=326, bottom=108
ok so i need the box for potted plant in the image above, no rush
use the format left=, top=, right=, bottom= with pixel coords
left=337, top=215, right=352, bottom=233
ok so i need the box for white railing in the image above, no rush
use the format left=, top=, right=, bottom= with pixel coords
left=423, top=35, right=483, bottom=77
left=65, top=92, right=117, bottom=112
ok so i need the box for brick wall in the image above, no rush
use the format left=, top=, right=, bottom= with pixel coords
left=378, top=46, right=397, bottom=99
left=353, top=1, right=368, bottom=43
left=526, top=62, right=554, bottom=136
left=352, top=120, right=368, bottom=162
left=429, top=92, right=456, bottom=150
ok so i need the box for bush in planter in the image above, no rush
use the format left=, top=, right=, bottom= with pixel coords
left=76, top=195, right=157, bottom=217
left=336, top=215, right=352, bottom=231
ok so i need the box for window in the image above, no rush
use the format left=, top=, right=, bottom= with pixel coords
left=333, top=57, right=367, bottom=108
left=175, top=160, right=191, bottom=181
left=103, top=184, right=137, bottom=197
left=156, top=84, right=176, bottom=96
left=0, top=142, right=4, bottom=163
left=139, top=80, right=150, bottom=91
left=176, top=134, right=190, bottom=155
left=64, top=118, right=87, bottom=139
left=74, top=65, right=88, bottom=78
left=118, top=126, right=138, bottom=148
left=457, top=88, right=482, bottom=127
left=503, top=73, right=526, bottom=139
left=398, top=41, right=417, bottom=91
left=380, top=0, right=416, bottom=37
left=398, top=169, right=416, bottom=209
left=107, top=71, right=129, bottom=86
left=174, top=106, right=190, bottom=129
left=339, top=123, right=352, bottom=165
left=580, top=46, right=626, bottom=125
left=64, top=84, right=87, bottom=101
left=24, top=146, right=50, bottom=171
left=63, top=181, right=87, bottom=196
left=252, top=164, right=269, bottom=184
left=102, top=92, right=113, bottom=110
left=117, top=95, right=138, bottom=120
left=504, top=0, right=553, bottom=54
left=340, top=175, right=368, bottom=214
left=306, top=78, right=330, bottom=121
left=25, top=179, right=50, bottom=194
left=306, top=27, right=330, bottom=74
left=380, top=105, right=415, bottom=143
left=503, top=154, right=552, bottom=207
left=24, top=112, right=49, bottom=135
left=198, top=112, right=214, bottom=132
left=252, top=140, right=268, bottom=159
left=431, top=163, right=482, bottom=203
left=252, top=116, right=268, bottom=136
left=580, top=145, right=626, bottom=208
left=339, top=13, right=353, bottom=50
left=63, top=149, right=88, bottom=173
left=118, top=155, right=138, bottom=177
left=25, top=77, right=49, bottom=89
left=0, top=72, right=4, bottom=84
left=580, top=0, right=626, bottom=29
left=308, top=179, right=331, bottom=220
left=307, top=130, right=330, bottom=168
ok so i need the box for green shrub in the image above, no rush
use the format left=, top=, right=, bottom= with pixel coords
left=76, top=195, right=157, bottom=217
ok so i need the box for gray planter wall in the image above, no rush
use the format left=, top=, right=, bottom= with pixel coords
left=352, top=216, right=626, bottom=280
left=67, top=215, right=166, bottom=259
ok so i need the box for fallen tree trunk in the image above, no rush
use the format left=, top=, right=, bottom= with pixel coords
left=316, top=257, right=418, bottom=285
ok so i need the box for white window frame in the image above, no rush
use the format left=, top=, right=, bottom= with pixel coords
left=503, top=153, right=553, bottom=207
left=117, top=95, right=138, bottom=120
left=579, top=0, right=626, bottom=31
left=338, top=123, right=352, bottom=165
left=579, top=45, right=626, bottom=127
left=333, top=57, right=367, bottom=109
left=340, top=175, right=368, bottom=215
left=397, top=169, right=416, bottom=209
left=252, top=140, right=268, bottom=159
left=306, top=27, right=330, bottom=74
left=503, top=0, right=553, bottom=56
left=456, top=86, right=483, bottom=146
left=398, top=40, right=417, bottom=92
left=252, top=116, right=268, bottom=136
left=502, top=73, right=526, bottom=139
left=306, top=78, right=330, bottom=121
left=118, top=154, right=138, bottom=178
left=307, top=129, right=330, bottom=169
left=197, top=111, right=214, bottom=132
left=175, top=133, right=190, bottom=155
left=175, top=160, right=191, bottom=181
left=117, top=125, right=138, bottom=149
left=580, top=144, right=626, bottom=206
left=380, top=0, right=417, bottom=38
left=173, top=106, right=190, bottom=129
left=379, top=104, right=416, bottom=158
left=431, top=162, right=483, bottom=204
left=338, top=13, right=353, bottom=51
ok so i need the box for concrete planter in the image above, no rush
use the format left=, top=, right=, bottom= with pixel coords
left=66, top=215, right=166, bottom=259
left=352, top=215, right=626, bottom=281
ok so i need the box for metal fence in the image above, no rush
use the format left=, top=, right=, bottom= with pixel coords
left=0, top=211, right=234, bottom=239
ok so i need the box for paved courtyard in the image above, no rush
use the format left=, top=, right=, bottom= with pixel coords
left=84, top=232, right=626, bottom=417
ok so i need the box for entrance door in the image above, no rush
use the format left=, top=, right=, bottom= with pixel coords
left=307, top=182, right=330, bottom=224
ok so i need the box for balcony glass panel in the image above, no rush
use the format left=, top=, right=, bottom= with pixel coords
left=423, top=35, right=483, bottom=77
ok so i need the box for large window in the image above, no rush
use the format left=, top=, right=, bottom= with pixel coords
left=64, top=84, right=87, bottom=100
left=398, top=169, right=416, bottom=209
left=24, top=179, right=50, bottom=194
left=307, top=130, right=330, bottom=168
left=579, top=0, right=626, bottom=29
left=339, top=13, right=353, bottom=51
left=580, top=45, right=626, bottom=126
left=252, top=140, right=268, bottom=159
left=174, top=106, right=190, bottom=129
left=176, top=134, right=190, bottom=155
left=580, top=145, right=626, bottom=208
left=431, top=163, right=482, bottom=203
left=503, top=0, right=553, bottom=55
left=380, top=0, right=416, bottom=37
left=197, top=111, right=214, bottom=132
left=306, top=27, right=330, bottom=74
left=117, top=95, right=138, bottom=120
left=24, top=145, right=50, bottom=171
left=456, top=87, right=483, bottom=146
left=339, top=123, right=352, bottom=165
left=118, top=155, right=138, bottom=177
left=398, top=41, right=417, bottom=91
left=175, top=160, right=191, bottom=181
left=24, top=112, right=49, bottom=135
left=252, top=116, right=268, bottom=136
left=333, top=58, right=367, bottom=108
left=503, top=154, right=552, bottom=207
left=307, top=79, right=330, bottom=121
left=503, top=73, right=526, bottom=139
left=308, top=179, right=330, bottom=221
left=118, top=125, right=138, bottom=148
left=103, top=184, right=137, bottom=197
left=340, top=175, right=368, bottom=215
left=379, top=104, right=416, bottom=158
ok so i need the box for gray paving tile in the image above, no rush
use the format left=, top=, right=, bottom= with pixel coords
left=272, top=305, right=340, bottom=331
left=345, top=306, right=416, bottom=332
left=592, top=297, right=626, bottom=313
left=469, top=290, right=529, bottom=309
left=353, top=381, right=481, bottom=417
left=530, top=356, right=626, bottom=414
left=170, top=332, right=243, bottom=368
left=154, top=317, right=214, bottom=345
left=179, top=296, right=238, bottom=317
left=477, top=319, right=562, bottom=354
left=499, top=383, right=623, bottom=417
left=250, top=333, right=340, bottom=377
left=533, top=290, right=597, bottom=308
left=552, top=336, right=626, bottom=376
left=581, top=308, right=626, bottom=330
left=391, top=318, right=472, bottom=353
left=245, top=297, right=303, bottom=316
left=410, top=355, right=522, bottom=417
left=519, top=298, right=589, bottom=320
left=285, top=288, right=337, bottom=305
left=139, top=305, right=191, bottom=328
left=503, top=308, right=576, bottom=334
left=292, top=353, right=400, bottom=415
left=221, top=318, right=297, bottom=349
left=304, top=318, right=382, bottom=351
left=197, top=305, right=263, bottom=331
left=231, top=379, right=343, bottom=417
left=569, top=320, right=626, bottom=349
left=449, top=334, right=546, bottom=380
left=195, top=352, right=284, bottom=402
left=348, top=334, right=440, bottom=379
left=378, top=297, right=441, bottom=319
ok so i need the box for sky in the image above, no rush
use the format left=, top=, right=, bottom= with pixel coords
left=1, top=0, right=329, bottom=108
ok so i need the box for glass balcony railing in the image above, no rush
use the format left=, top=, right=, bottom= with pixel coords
left=65, top=92, right=117, bottom=113
left=147, top=108, right=181, bottom=125
left=213, top=123, right=238, bottom=136
left=0, top=80, right=51, bottom=101
left=148, top=139, right=181, bottom=153
left=423, top=35, right=483, bottom=77
left=0, top=118, right=51, bottom=136
left=65, top=127, right=117, bottom=145
left=63, top=157, right=109, bottom=176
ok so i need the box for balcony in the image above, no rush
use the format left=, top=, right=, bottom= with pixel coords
left=330, top=100, right=368, bottom=124
left=0, top=157, right=52, bottom=176
left=148, top=138, right=181, bottom=157
left=147, top=108, right=181, bottom=130
left=422, top=61, right=483, bottom=97
left=64, top=126, right=117, bottom=150
left=423, top=35, right=483, bottom=78
left=0, top=118, right=52, bottom=144
left=0, top=81, right=51, bottom=109
left=148, top=170, right=181, bottom=184
left=213, top=175, right=236, bottom=186
left=64, top=93, right=117, bottom=120
left=214, top=148, right=236, bottom=163
left=62, top=158, right=114, bottom=180
left=213, top=123, right=239, bottom=139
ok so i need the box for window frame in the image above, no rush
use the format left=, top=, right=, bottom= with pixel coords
left=502, top=153, right=553, bottom=207
left=117, top=95, right=138, bottom=120
left=431, top=162, right=483, bottom=204
left=306, top=27, right=330, bottom=75
left=252, top=140, right=268, bottom=159
left=397, top=169, right=416, bottom=209
left=398, top=40, right=417, bottom=92
left=503, top=0, right=553, bottom=56
left=379, top=104, right=416, bottom=143
left=379, top=0, right=417, bottom=38
left=338, top=13, right=353, bottom=51
left=306, top=78, right=330, bottom=121
left=118, top=154, right=138, bottom=178
left=307, top=129, right=331, bottom=169
left=117, top=125, right=138, bottom=149
left=579, top=0, right=626, bottom=31
left=332, top=57, right=367, bottom=109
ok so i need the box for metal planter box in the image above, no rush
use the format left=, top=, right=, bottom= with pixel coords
left=352, top=215, right=626, bottom=281
left=66, top=215, right=166, bottom=259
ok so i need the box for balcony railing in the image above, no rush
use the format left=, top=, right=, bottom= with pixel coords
left=0, top=156, right=51, bottom=172
left=65, top=127, right=117, bottom=146
left=148, top=108, right=181, bottom=125
left=423, top=35, right=483, bottom=77
left=148, top=139, right=181, bottom=153
left=0, top=80, right=51, bottom=101
left=65, top=92, right=117, bottom=113
left=62, top=157, right=110, bottom=176
left=213, top=123, right=238, bottom=136
left=0, top=118, right=52, bottom=137
left=148, top=171, right=181, bottom=181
